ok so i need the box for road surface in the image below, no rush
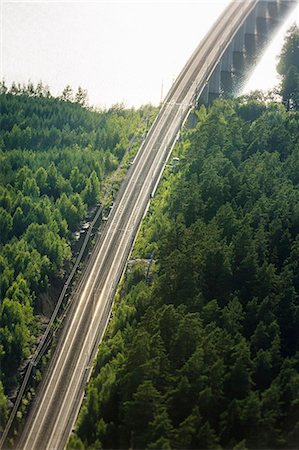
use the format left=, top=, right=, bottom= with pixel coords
left=18, top=2, right=260, bottom=449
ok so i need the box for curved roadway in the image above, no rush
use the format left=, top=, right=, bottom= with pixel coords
left=18, top=1, right=262, bottom=449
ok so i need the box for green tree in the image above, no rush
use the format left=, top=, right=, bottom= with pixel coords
left=61, top=85, right=74, bottom=102
left=25, top=223, right=71, bottom=273
left=0, top=207, right=12, bottom=243
left=69, top=95, right=299, bottom=449
left=277, top=25, right=299, bottom=110
left=82, top=171, right=100, bottom=206
left=0, top=297, right=33, bottom=382
left=277, top=25, right=299, bottom=75
left=56, top=193, right=86, bottom=231
left=22, top=177, right=40, bottom=198
left=75, top=86, right=88, bottom=107
left=0, top=254, right=14, bottom=297
left=0, top=82, right=143, bottom=412
left=123, top=381, right=162, bottom=449
left=175, top=406, right=219, bottom=449
left=0, top=79, right=8, bottom=95
left=35, top=166, right=48, bottom=193
left=281, top=65, right=299, bottom=110
left=69, top=166, right=86, bottom=193
left=0, top=380, right=8, bottom=433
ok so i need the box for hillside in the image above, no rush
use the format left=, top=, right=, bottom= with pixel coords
left=68, top=26, right=299, bottom=448
left=69, top=96, right=299, bottom=449
left=0, top=88, right=145, bottom=430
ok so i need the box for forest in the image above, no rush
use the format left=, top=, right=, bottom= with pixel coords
left=68, top=26, right=299, bottom=449
left=0, top=84, right=148, bottom=430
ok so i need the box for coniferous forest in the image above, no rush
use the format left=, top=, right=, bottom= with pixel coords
left=0, top=85, right=146, bottom=430
left=68, top=26, right=299, bottom=449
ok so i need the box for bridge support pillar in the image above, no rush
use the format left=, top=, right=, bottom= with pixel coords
left=256, top=1, right=269, bottom=48
left=233, top=25, right=245, bottom=53
left=195, top=0, right=297, bottom=106
left=245, top=33, right=259, bottom=65
left=278, top=0, right=297, bottom=19
left=245, top=9, right=257, bottom=35
left=220, top=44, right=233, bottom=95
left=208, top=63, right=221, bottom=103
left=256, top=16, right=269, bottom=38
left=221, top=44, right=233, bottom=72
left=244, top=8, right=258, bottom=64
left=232, top=25, right=246, bottom=93
left=267, top=16, right=281, bottom=35
left=198, top=83, right=209, bottom=106
left=232, top=52, right=246, bottom=94
left=266, top=0, right=281, bottom=37
left=221, top=71, right=233, bottom=95
left=268, top=1, right=279, bottom=19
left=257, top=1, right=269, bottom=19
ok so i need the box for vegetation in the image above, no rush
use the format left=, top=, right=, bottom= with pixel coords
left=0, top=83, right=147, bottom=429
left=69, top=27, right=299, bottom=449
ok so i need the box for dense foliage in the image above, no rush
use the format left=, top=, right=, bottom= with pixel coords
left=67, top=27, right=299, bottom=450
left=0, top=88, right=143, bottom=429
left=70, top=98, right=299, bottom=449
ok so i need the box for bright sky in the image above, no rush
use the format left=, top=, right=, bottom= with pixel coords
left=1, top=0, right=298, bottom=108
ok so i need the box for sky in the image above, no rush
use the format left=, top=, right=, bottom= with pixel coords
left=1, top=0, right=299, bottom=109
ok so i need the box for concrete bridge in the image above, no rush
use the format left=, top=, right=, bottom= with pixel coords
left=199, top=0, right=298, bottom=105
